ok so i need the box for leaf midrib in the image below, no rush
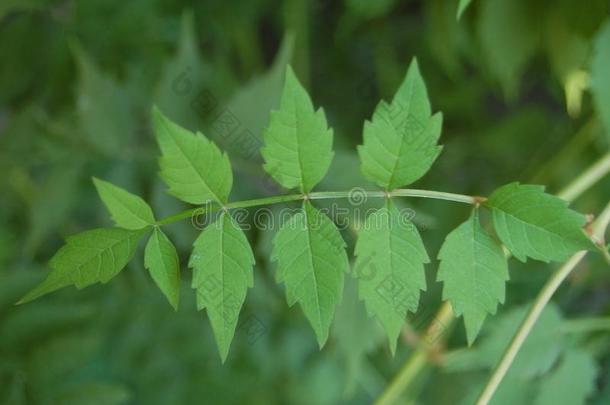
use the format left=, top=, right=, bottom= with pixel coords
left=303, top=204, right=324, bottom=337
left=386, top=82, right=416, bottom=190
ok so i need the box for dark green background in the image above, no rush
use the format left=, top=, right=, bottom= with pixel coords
left=1, top=0, right=609, bottom=404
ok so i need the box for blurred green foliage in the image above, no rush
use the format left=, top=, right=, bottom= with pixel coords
left=1, top=0, right=609, bottom=404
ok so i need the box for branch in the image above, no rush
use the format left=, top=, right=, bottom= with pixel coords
left=475, top=200, right=610, bottom=405
left=157, top=188, right=481, bottom=225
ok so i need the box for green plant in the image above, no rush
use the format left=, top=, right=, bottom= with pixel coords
left=18, top=58, right=602, bottom=377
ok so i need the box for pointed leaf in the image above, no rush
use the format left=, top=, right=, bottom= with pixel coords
left=437, top=209, right=509, bottom=344
left=354, top=200, right=429, bottom=353
left=332, top=279, right=385, bottom=393
left=487, top=182, right=591, bottom=262
left=457, top=0, right=473, bottom=19
left=478, top=0, right=540, bottom=98
left=358, top=59, right=443, bottom=190
left=271, top=201, right=349, bottom=346
left=262, top=66, right=334, bottom=192
left=152, top=106, right=233, bottom=204
left=189, top=212, right=255, bottom=362
left=93, top=177, right=155, bottom=230
left=144, top=227, right=181, bottom=310
left=155, top=11, right=209, bottom=130
left=221, top=34, right=293, bottom=158
left=591, top=21, right=610, bottom=138
left=74, top=47, right=135, bottom=155
left=19, top=228, right=147, bottom=303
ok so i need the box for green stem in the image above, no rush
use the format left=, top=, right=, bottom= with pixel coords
left=375, top=351, right=427, bottom=405
left=156, top=188, right=479, bottom=226
left=475, top=200, right=610, bottom=405
left=374, top=302, right=455, bottom=405
left=557, top=152, right=610, bottom=202
left=389, top=189, right=481, bottom=204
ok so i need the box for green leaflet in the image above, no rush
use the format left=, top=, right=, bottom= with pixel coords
left=19, top=228, right=147, bottom=304
left=154, top=11, right=209, bottom=130
left=437, top=209, right=508, bottom=344
left=144, top=227, right=181, bottom=310
left=487, top=183, right=591, bottom=262
left=332, top=279, right=385, bottom=394
left=189, top=212, right=255, bottom=362
left=534, top=350, right=597, bottom=405
left=74, top=46, right=135, bottom=156
left=152, top=106, right=233, bottom=205
left=272, top=201, right=349, bottom=347
left=93, top=178, right=155, bottom=230
left=223, top=34, right=293, bottom=156
left=477, top=0, right=539, bottom=99
left=457, top=0, right=473, bottom=19
left=353, top=199, right=429, bottom=354
left=591, top=20, right=610, bottom=138
left=358, top=59, right=443, bottom=190
left=262, top=66, right=334, bottom=192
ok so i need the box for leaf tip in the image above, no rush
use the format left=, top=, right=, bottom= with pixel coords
left=16, top=287, right=42, bottom=306
left=151, top=103, right=161, bottom=116
left=464, top=314, right=485, bottom=346
left=285, top=64, right=297, bottom=81
left=218, top=348, right=229, bottom=364
left=408, top=57, right=421, bottom=75
left=313, top=324, right=330, bottom=349
left=388, top=337, right=398, bottom=356
left=170, top=297, right=180, bottom=312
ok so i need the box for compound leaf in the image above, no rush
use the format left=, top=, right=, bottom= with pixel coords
left=272, top=201, right=348, bottom=346
left=144, top=227, right=181, bottom=310
left=152, top=106, right=233, bottom=205
left=19, top=228, right=147, bottom=304
left=354, top=200, right=429, bottom=353
left=487, top=183, right=591, bottom=262
left=93, top=177, right=155, bottom=230
left=189, top=212, right=255, bottom=362
left=358, top=59, right=443, bottom=190
left=437, top=209, right=509, bottom=344
left=262, top=66, right=334, bottom=192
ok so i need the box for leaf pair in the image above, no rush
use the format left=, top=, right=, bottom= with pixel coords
left=263, top=67, right=349, bottom=347
left=154, top=108, right=255, bottom=362
left=155, top=66, right=346, bottom=358
left=438, top=183, right=591, bottom=343
left=353, top=60, right=440, bottom=351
